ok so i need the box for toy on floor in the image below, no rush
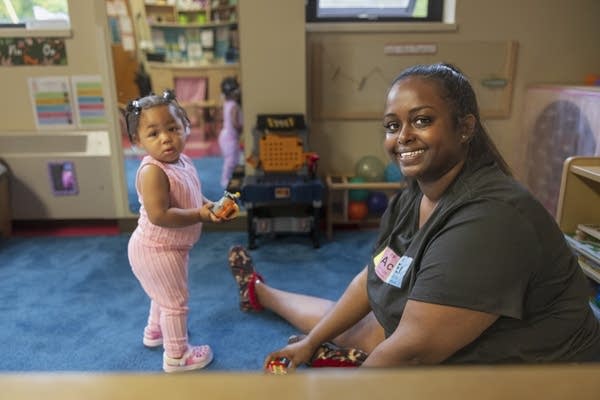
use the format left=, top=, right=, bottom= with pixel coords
left=266, top=357, right=291, bottom=375
left=210, top=191, right=240, bottom=219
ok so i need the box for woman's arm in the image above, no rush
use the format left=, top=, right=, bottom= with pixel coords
left=362, top=300, right=498, bottom=366
left=303, top=267, right=373, bottom=352
left=139, top=164, right=217, bottom=227
left=264, top=267, right=373, bottom=368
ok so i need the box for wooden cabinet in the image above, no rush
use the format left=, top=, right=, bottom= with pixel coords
left=556, top=156, right=600, bottom=317
left=325, top=175, right=405, bottom=240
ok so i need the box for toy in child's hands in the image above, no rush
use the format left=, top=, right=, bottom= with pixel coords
left=210, top=191, right=241, bottom=219
left=266, top=357, right=290, bottom=375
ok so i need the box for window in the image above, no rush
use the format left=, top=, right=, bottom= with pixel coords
left=0, top=0, right=69, bottom=28
left=306, top=0, right=444, bottom=23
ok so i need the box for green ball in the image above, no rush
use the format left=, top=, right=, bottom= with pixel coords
left=348, top=176, right=368, bottom=201
left=355, top=156, right=385, bottom=182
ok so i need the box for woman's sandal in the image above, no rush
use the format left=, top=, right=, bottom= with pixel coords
left=287, top=335, right=368, bottom=367
left=228, top=245, right=264, bottom=312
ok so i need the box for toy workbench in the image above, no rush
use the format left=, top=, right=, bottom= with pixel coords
left=241, top=114, right=323, bottom=249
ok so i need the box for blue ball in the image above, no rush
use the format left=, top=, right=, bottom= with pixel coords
left=384, top=163, right=404, bottom=182
left=367, top=191, right=388, bottom=215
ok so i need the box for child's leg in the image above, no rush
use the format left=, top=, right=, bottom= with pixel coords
left=219, top=132, right=240, bottom=189
left=130, top=243, right=190, bottom=358
left=145, top=300, right=161, bottom=334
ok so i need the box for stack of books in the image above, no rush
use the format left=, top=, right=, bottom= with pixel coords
left=565, top=224, right=600, bottom=275
left=565, top=224, right=600, bottom=318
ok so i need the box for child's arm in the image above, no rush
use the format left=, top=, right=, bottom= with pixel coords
left=138, top=164, right=220, bottom=227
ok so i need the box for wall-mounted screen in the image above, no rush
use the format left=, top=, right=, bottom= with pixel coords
left=306, top=0, right=444, bottom=23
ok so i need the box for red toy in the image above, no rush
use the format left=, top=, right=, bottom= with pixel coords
left=266, top=357, right=290, bottom=375
left=210, top=191, right=240, bottom=219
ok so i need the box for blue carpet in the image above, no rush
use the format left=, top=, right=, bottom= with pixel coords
left=125, top=156, right=224, bottom=214
left=0, top=230, right=377, bottom=372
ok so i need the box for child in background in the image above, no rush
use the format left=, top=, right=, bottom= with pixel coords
left=125, top=90, right=232, bottom=373
left=218, top=76, right=243, bottom=189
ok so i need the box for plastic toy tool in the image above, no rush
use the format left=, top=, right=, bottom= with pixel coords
left=210, top=191, right=240, bottom=219
left=266, top=357, right=290, bottom=375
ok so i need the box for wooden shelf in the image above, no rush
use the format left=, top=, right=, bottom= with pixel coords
left=147, top=61, right=239, bottom=69
left=557, top=157, right=600, bottom=234
left=557, top=156, right=600, bottom=296
left=325, top=174, right=406, bottom=240
left=148, top=21, right=236, bottom=29
left=326, top=175, right=406, bottom=190
left=571, top=165, right=600, bottom=183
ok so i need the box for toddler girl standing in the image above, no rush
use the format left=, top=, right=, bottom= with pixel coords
left=125, top=90, right=228, bottom=372
left=218, top=76, right=243, bottom=189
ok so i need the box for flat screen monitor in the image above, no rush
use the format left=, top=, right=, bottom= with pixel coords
left=306, top=0, right=444, bottom=23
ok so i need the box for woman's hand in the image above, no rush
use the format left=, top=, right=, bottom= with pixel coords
left=263, top=337, right=317, bottom=373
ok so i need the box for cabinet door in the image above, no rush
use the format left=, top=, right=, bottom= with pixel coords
left=111, top=45, right=140, bottom=105
left=106, top=0, right=140, bottom=105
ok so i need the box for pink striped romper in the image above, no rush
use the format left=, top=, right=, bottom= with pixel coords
left=128, top=153, right=204, bottom=358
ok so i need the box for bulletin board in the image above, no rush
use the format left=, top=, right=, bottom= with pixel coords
left=310, top=40, right=518, bottom=120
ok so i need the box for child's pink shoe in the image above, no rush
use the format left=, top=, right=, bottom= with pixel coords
left=163, top=345, right=213, bottom=373
left=143, top=330, right=163, bottom=348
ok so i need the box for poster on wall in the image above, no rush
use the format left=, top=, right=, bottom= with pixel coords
left=0, top=37, right=67, bottom=66
left=71, top=75, right=108, bottom=128
left=28, top=76, right=75, bottom=129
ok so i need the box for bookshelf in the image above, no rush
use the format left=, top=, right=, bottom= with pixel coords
left=143, top=0, right=239, bottom=64
left=556, top=156, right=600, bottom=317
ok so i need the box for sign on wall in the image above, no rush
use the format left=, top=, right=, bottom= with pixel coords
left=0, top=37, right=67, bottom=66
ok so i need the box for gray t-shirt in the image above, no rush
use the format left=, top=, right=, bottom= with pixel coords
left=367, top=159, right=600, bottom=363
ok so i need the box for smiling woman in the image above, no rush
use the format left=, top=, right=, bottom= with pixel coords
left=0, top=0, right=69, bottom=28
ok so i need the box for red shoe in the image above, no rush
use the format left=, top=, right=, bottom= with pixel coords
left=228, top=245, right=264, bottom=312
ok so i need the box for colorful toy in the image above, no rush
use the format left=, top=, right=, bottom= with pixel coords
left=355, top=155, right=385, bottom=182
left=348, top=201, right=368, bottom=220
left=266, top=357, right=290, bottom=375
left=210, top=191, right=240, bottom=219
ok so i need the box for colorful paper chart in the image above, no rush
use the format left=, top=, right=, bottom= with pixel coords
left=28, top=76, right=74, bottom=129
left=71, top=75, right=108, bottom=128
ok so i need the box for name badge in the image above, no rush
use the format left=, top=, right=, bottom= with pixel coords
left=373, top=246, right=412, bottom=288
